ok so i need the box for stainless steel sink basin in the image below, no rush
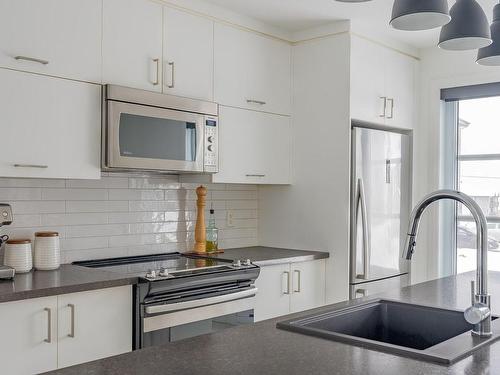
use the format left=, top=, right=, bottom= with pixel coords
left=277, top=299, right=500, bottom=365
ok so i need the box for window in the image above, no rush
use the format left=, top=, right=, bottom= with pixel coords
left=453, top=97, right=500, bottom=273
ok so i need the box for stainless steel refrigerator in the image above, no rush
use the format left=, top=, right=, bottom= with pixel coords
left=350, top=122, right=412, bottom=299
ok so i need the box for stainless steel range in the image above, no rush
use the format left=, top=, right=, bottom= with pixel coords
left=74, top=252, right=259, bottom=349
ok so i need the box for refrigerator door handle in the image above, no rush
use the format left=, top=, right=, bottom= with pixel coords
left=356, top=178, right=370, bottom=280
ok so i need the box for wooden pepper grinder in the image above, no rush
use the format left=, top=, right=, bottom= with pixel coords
left=194, top=185, right=207, bottom=253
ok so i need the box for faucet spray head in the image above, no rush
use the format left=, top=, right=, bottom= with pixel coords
left=404, top=234, right=417, bottom=260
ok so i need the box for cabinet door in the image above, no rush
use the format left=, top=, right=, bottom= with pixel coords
left=214, top=23, right=291, bottom=115
left=0, top=296, right=58, bottom=375
left=0, top=69, right=101, bottom=179
left=57, top=286, right=132, bottom=369
left=0, top=0, right=102, bottom=83
left=350, top=36, right=386, bottom=124
left=163, top=7, right=214, bottom=100
left=254, top=264, right=291, bottom=322
left=290, top=260, right=326, bottom=313
left=103, top=0, right=163, bottom=91
left=213, top=106, right=291, bottom=184
left=384, top=49, right=415, bottom=129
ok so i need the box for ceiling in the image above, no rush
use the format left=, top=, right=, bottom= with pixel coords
left=203, top=0, right=498, bottom=49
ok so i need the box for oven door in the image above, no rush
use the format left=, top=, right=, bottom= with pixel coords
left=105, top=100, right=205, bottom=172
left=141, top=287, right=257, bottom=347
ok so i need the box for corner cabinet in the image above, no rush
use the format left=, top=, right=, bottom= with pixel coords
left=350, top=35, right=416, bottom=129
left=214, top=23, right=291, bottom=116
left=0, top=69, right=101, bottom=179
left=0, top=286, right=132, bottom=374
left=254, top=259, right=326, bottom=322
left=213, top=106, right=292, bottom=185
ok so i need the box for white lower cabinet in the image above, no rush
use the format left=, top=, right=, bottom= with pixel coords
left=254, top=260, right=326, bottom=322
left=0, top=296, right=58, bottom=375
left=0, top=286, right=132, bottom=374
left=57, top=286, right=132, bottom=369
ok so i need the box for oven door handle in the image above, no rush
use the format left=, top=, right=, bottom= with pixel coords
left=145, top=287, right=258, bottom=315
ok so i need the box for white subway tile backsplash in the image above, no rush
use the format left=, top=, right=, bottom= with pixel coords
left=42, top=188, right=108, bottom=201
left=0, top=174, right=257, bottom=263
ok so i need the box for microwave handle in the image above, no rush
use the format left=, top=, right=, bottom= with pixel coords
left=145, top=287, right=257, bottom=315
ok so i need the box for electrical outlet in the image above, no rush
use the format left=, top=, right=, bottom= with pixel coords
left=226, top=210, right=235, bottom=227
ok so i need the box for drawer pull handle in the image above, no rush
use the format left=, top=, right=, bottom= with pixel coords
left=246, top=174, right=265, bottom=177
left=68, top=304, right=75, bottom=338
left=14, top=55, right=49, bottom=65
left=44, top=308, right=52, bottom=343
left=246, top=99, right=266, bottom=105
left=14, top=164, right=48, bottom=169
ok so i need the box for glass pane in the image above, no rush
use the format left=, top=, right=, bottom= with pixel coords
left=456, top=220, right=500, bottom=274
left=119, top=113, right=197, bottom=161
left=458, top=160, right=500, bottom=217
left=459, top=97, right=500, bottom=155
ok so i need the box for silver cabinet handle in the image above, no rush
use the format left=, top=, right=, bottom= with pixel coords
left=152, top=58, right=160, bottom=86
left=379, top=96, right=387, bottom=118
left=246, top=174, right=266, bottom=177
left=167, top=61, right=175, bottom=88
left=356, top=178, right=370, bottom=280
left=68, top=304, right=75, bottom=338
left=44, top=308, right=52, bottom=343
left=386, top=98, right=394, bottom=119
left=14, top=55, right=49, bottom=65
left=293, top=270, right=301, bottom=293
left=355, top=288, right=366, bottom=298
left=14, top=164, right=48, bottom=169
left=283, top=271, right=290, bottom=295
left=246, top=99, right=266, bottom=105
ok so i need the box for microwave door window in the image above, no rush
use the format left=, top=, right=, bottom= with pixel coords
left=119, top=113, right=197, bottom=161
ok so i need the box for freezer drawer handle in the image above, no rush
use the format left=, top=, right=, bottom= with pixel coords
left=356, top=178, right=370, bottom=280
left=145, top=287, right=258, bottom=314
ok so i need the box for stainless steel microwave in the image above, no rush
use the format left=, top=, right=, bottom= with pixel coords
left=102, top=85, right=218, bottom=173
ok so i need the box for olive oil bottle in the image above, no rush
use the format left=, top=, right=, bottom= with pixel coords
left=206, top=208, right=219, bottom=253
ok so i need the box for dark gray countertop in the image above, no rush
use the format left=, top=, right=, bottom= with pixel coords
left=203, top=246, right=329, bottom=265
left=0, top=265, right=137, bottom=303
left=46, top=271, right=500, bottom=375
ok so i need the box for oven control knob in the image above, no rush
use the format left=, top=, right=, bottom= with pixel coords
left=146, top=269, right=157, bottom=279
left=159, top=267, right=169, bottom=277
left=233, top=260, right=242, bottom=267
left=207, top=145, right=213, bottom=152
left=243, top=259, right=252, bottom=266
left=208, top=136, right=214, bottom=143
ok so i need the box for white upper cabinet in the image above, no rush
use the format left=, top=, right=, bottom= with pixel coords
left=214, top=24, right=291, bottom=115
left=0, top=0, right=102, bottom=83
left=163, top=7, right=214, bottom=101
left=102, top=0, right=163, bottom=91
left=213, top=106, right=291, bottom=185
left=0, top=69, right=101, bottom=179
left=350, top=35, right=416, bottom=129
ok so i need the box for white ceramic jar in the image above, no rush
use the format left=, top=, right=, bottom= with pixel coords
left=34, top=231, right=60, bottom=270
left=4, top=239, right=32, bottom=273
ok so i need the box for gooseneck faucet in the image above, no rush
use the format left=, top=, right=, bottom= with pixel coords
left=404, top=189, right=492, bottom=337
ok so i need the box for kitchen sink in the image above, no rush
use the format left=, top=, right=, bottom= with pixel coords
left=277, top=299, right=500, bottom=365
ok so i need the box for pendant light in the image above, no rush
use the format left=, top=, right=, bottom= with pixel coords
left=477, top=3, right=500, bottom=66
left=390, top=0, right=451, bottom=31
left=439, top=0, right=492, bottom=51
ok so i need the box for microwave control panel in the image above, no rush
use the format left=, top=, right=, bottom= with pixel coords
left=204, top=117, right=218, bottom=173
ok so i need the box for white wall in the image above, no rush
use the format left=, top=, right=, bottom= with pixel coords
left=415, top=46, right=500, bottom=283
left=259, top=33, right=351, bottom=304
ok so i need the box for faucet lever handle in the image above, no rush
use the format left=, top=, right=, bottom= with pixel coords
left=471, top=280, right=476, bottom=305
